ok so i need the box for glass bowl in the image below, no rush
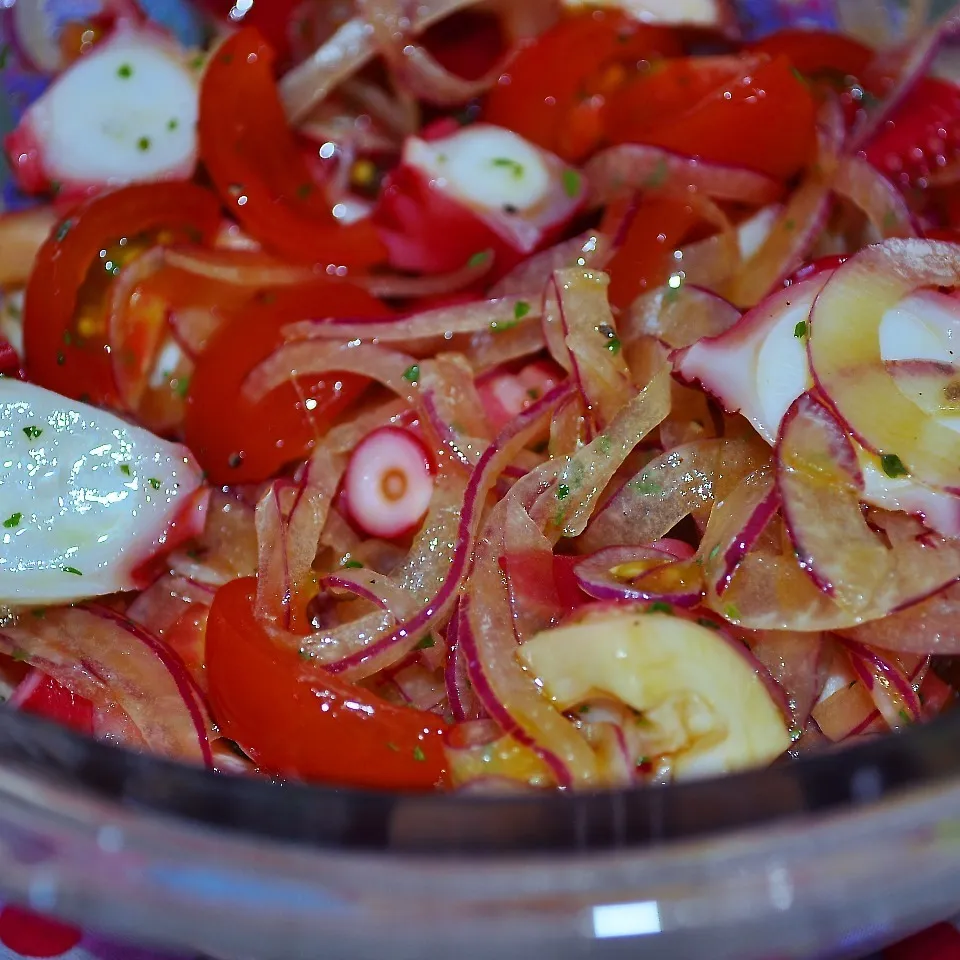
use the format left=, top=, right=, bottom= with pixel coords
left=0, top=704, right=959, bottom=959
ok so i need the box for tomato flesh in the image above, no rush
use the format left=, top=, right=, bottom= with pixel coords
left=483, top=11, right=682, bottom=162
left=22, top=183, right=221, bottom=407
left=184, top=283, right=389, bottom=485
left=206, top=577, right=448, bottom=789
left=198, top=28, right=386, bottom=268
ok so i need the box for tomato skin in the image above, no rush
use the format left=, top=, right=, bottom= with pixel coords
left=194, top=0, right=304, bottom=60
left=603, top=196, right=700, bottom=310
left=749, top=29, right=873, bottom=79
left=206, top=577, right=447, bottom=789
left=199, top=28, right=386, bottom=269
left=862, top=77, right=960, bottom=186
left=483, top=11, right=682, bottom=162
left=184, top=283, right=389, bottom=485
left=637, top=55, right=817, bottom=181
left=22, top=183, right=221, bottom=407
left=374, top=164, right=518, bottom=276
left=603, top=56, right=747, bottom=147
left=13, top=671, right=94, bottom=735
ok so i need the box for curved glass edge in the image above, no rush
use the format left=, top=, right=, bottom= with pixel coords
left=0, top=702, right=958, bottom=854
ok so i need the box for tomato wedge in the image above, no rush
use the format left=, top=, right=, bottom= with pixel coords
left=603, top=56, right=747, bottom=147
left=199, top=28, right=386, bottom=268
left=749, top=29, right=874, bottom=80
left=604, top=196, right=701, bottom=310
left=206, top=577, right=447, bottom=789
left=637, top=54, right=817, bottom=182
left=13, top=670, right=94, bottom=735
left=23, top=183, right=221, bottom=407
left=184, top=282, right=389, bottom=485
left=483, top=10, right=682, bottom=162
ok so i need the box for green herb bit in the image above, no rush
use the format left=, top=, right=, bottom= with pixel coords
left=467, top=250, right=491, bottom=269
left=119, top=464, right=132, bottom=477
left=174, top=377, right=190, bottom=399
left=137, top=136, right=151, bottom=152
left=3, top=512, right=21, bottom=529
left=723, top=603, right=741, bottom=622
left=491, top=157, right=524, bottom=178
left=556, top=483, right=570, bottom=501
left=55, top=219, right=74, bottom=242
left=606, top=337, right=622, bottom=355
left=794, top=320, right=807, bottom=339
left=62, top=566, right=83, bottom=577
left=513, top=300, right=531, bottom=320
left=401, top=364, right=420, bottom=384
left=11, top=648, right=27, bottom=663
left=386, top=742, right=400, bottom=753
left=696, top=617, right=721, bottom=631
left=147, top=477, right=162, bottom=490
left=412, top=745, right=426, bottom=762
left=880, top=453, right=909, bottom=478
left=167, top=118, right=179, bottom=131
left=898, top=708, right=912, bottom=724
left=562, top=168, right=581, bottom=198
left=629, top=477, right=661, bottom=495
left=647, top=602, right=674, bottom=615
left=578, top=704, right=591, bottom=714
left=117, top=63, right=133, bottom=78
left=22, top=425, right=42, bottom=440
left=341, top=559, right=364, bottom=569
left=416, top=635, right=436, bottom=650
left=789, top=726, right=803, bottom=742
left=708, top=544, right=721, bottom=561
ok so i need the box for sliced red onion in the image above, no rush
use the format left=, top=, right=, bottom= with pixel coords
left=342, top=426, right=435, bottom=539
left=583, top=143, right=783, bottom=208
left=0, top=605, right=211, bottom=765
left=812, top=676, right=885, bottom=742
left=580, top=439, right=724, bottom=553
left=573, top=546, right=678, bottom=602
left=546, top=269, right=633, bottom=434
left=283, top=296, right=539, bottom=344
left=443, top=718, right=555, bottom=789
left=624, top=285, right=741, bottom=350
left=321, top=568, right=419, bottom=620
left=444, top=603, right=486, bottom=723
left=834, top=636, right=924, bottom=728
left=807, top=238, right=960, bottom=493
left=390, top=662, right=446, bottom=712
left=748, top=630, right=825, bottom=727
left=489, top=231, right=611, bottom=299
left=831, top=156, right=920, bottom=239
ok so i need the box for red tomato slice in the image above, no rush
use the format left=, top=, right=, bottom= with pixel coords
left=199, top=28, right=386, bottom=268
left=0, top=906, right=82, bottom=960
left=184, top=282, right=389, bottom=485
left=862, top=76, right=960, bottom=185
left=194, top=0, right=304, bottom=61
left=749, top=29, right=874, bottom=80
left=603, top=196, right=701, bottom=310
left=603, top=56, right=748, bottom=147
left=12, top=671, right=94, bottom=735
left=22, top=183, right=221, bottom=407
left=637, top=54, right=817, bottom=182
left=483, top=10, right=682, bottom=162
left=206, top=577, right=447, bottom=789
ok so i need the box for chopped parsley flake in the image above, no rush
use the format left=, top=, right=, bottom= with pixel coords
left=880, top=453, right=909, bottom=478
left=401, top=364, right=420, bottom=384
left=648, top=602, right=674, bottom=615
left=22, top=425, right=42, bottom=440
left=630, top=477, right=661, bottom=495
left=137, top=136, right=151, bottom=152
left=119, top=464, right=132, bottom=477
left=416, top=635, right=436, bottom=650
left=708, top=544, right=721, bottom=561
left=562, top=168, right=581, bottom=198
left=578, top=704, right=591, bottom=714
left=412, top=745, right=426, bottom=762
left=467, top=250, right=491, bottom=269
left=898, top=708, right=912, bottom=724
left=147, top=477, right=162, bottom=490
left=513, top=300, right=531, bottom=320
left=117, top=63, right=133, bottom=78
left=696, top=617, right=721, bottom=630
left=794, top=320, right=807, bottom=338
left=174, top=377, right=190, bottom=399
left=491, top=157, right=524, bottom=178
left=168, top=118, right=179, bottom=131
left=341, top=559, right=364, bottom=569
left=3, top=512, right=21, bottom=529
left=556, top=483, right=570, bottom=500
left=724, top=603, right=741, bottom=622
left=606, top=337, right=622, bottom=355
left=62, top=566, right=83, bottom=577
